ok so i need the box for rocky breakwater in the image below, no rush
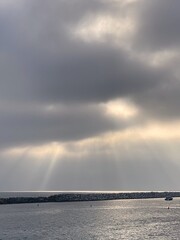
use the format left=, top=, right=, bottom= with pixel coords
left=0, top=197, right=48, bottom=205
left=0, top=192, right=180, bottom=205
left=47, top=191, right=180, bottom=202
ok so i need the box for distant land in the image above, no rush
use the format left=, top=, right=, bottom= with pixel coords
left=0, top=191, right=180, bottom=205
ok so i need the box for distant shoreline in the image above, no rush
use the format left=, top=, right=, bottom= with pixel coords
left=0, top=191, right=180, bottom=205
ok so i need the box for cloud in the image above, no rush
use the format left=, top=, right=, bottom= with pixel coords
left=134, top=0, right=180, bottom=51
left=0, top=0, right=179, bottom=132
left=134, top=78, right=180, bottom=120
left=0, top=0, right=173, bottom=146
left=1, top=0, right=180, bottom=190
left=0, top=103, right=121, bottom=148
left=131, top=0, right=180, bottom=51
left=0, top=0, right=168, bottom=104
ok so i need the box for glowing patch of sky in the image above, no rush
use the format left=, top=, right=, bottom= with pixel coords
left=71, top=14, right=135, bottom=49
left=102, top=98, right=138, bottom=119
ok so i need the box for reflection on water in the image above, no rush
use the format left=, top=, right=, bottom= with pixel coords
left=0, top=198, right=179, bottom=239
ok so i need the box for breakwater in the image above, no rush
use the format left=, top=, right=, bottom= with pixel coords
left=0, top=191, right=180, bottom=204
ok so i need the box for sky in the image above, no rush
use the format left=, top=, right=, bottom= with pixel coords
left=0, top=0, right=180, bottom=191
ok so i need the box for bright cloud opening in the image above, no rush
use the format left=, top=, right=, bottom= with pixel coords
left=72, top=14, right=135, bottom=47
left=103, top=98, right=138, bottom=119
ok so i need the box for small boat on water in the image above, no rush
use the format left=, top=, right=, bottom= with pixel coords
left=165, top=196, right=173, bottom=201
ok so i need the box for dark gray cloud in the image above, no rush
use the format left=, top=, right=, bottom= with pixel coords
left=0, top=0, right=167, bottom=104
left=134, top=0, right=180, bottom=51
left=128, top=0, right=180, bottom=120
left=134, top=78, right=180, bottom=120
left=0, top=104, right=128, bottom=148
left=34, top=45, right=167, bottom=103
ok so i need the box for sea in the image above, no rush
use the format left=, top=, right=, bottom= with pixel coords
left=0, top=192, right=179, bottom=240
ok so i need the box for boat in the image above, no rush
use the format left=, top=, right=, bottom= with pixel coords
left=165, top=196, right=173, bottom=201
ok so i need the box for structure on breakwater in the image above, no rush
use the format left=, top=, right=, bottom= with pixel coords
left=0, top=191, right=180, bottom=205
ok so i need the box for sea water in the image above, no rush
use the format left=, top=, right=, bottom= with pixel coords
left=0, top=197, right=179, bottom=239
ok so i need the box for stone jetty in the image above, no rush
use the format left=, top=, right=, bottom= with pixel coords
left=0, top=191, right=180, bottom=205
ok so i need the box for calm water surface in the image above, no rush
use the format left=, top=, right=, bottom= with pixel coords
left=0, top=198, right=179, bottom=239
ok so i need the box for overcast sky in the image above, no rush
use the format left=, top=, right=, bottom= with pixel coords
left=0, top=0, right=180, bottom=191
